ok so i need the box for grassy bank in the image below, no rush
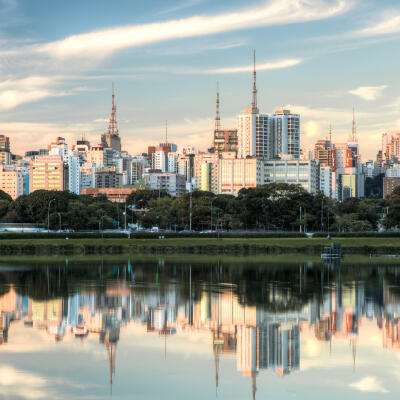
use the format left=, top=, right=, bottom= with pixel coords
left=0, top=237, right=399, bottom=256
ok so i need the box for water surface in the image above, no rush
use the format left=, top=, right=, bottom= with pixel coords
left=0, top=257, right=399, bottom=399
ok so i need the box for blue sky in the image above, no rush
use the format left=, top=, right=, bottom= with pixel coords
left=0, top=0, right=400, bottom=159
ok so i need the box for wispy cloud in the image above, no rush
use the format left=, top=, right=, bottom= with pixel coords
left=349, top=376, right=389, bottom=393
left=204, top=58, right=302, bottom=74
left=349, top=85, right=388, bottom=101
left=352, top=12, right=400, bottom=37
left=36, top=0, right=349, bottom=59
left=158, top=0, right=206, bottom=15
left=0, top=76, right=95, bottom=110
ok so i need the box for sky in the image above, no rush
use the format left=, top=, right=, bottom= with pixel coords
left=0, top=0, right=400, bottom=160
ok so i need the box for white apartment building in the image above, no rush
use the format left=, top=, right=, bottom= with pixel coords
left=49, top=137, right=69, bottom=162
left=263, top=159, right=319, bottom=194
left=271, top=109, right=300, bottom=159
left=385, top=165, right=400, bottom=177
left=319, top=165, right=332, bottom=197
left=153, top=150, right=167, bottom=172
left=237, top=109, right=271, bottom=159
left=147, top=173, right=186, bottom=197
left=168, top=152, right=178, bottom=173
left=68, top=155, right=81, bottom=195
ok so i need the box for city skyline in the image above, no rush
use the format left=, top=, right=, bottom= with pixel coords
left=1, top=0, right=400, bottom=159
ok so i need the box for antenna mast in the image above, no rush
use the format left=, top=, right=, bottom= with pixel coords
left=351, top=107, right=357, bottom=142
left=107, top=83, right=119, bottom=136
left=215, top=82, right=221, bottom=131
left=251, top=49, right=257, bottom=112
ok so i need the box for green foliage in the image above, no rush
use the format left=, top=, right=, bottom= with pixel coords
left=0, top=190, right=12, bottom=202
left=0, top=185, right=388, bottom=232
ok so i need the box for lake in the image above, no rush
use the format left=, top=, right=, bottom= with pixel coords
left=0, top=257, right=399, bottom=399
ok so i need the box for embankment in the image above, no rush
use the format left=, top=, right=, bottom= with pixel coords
left=0, top=237, right=399, bottom=256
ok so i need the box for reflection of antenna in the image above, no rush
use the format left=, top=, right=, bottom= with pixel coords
left=352, top=338, right=356, bottom=372
left=251, top=371, right=257, bottom=400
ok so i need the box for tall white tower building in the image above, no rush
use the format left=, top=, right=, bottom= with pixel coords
left=237, top=51, right=272, bottom=159
left=271, top=109, right=300, bottom=159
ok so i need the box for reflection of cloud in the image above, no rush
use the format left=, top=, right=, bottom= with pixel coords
left=0, top=366, right=48, bottom=399
left=349, top=85, right=388, bottom=101
left=36, top=0, right=348, bottom=59
left=349, top=376, right=389, bottom=393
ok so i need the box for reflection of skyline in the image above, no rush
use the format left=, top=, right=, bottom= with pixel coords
left=0, top=263, right=400, bottom=398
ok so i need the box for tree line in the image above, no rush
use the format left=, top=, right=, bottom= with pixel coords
left=0, top=183, right=399, bottom=232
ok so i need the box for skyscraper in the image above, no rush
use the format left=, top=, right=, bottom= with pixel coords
left=271, top=109, right=300, bottom=159
left=0, top=135, right=11, bottom=165
left=101, top=85, right=122, bottom=152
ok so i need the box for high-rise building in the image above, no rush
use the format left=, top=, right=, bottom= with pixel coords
left=94, top=170, right=123, bottom=188
left=68, top=155, right=81, bottom=194
left=237, top=52, right=272, bottom=159
left=29, top=156, right=64, bottom=192
left=87, top=145, right=106, bottom=168
left=271, top=109, right=300, bottom=159
left=314, top=139, right=333, bottom=167
left=101, top=86, right=121, bottom=152
left=0, top=165, right=24, bottom=199
left=319, top=165, right=332, bottom=197
left=382, top=131, right=400, bottom=162
left=0, top=135, right=11, bottom=165
left=48, top=137, right=69, bottom=162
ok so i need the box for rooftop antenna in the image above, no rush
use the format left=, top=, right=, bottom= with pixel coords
left=165, top=120, right=168, bottom=144
left=107, top=82, right=119, bottom=136
left=329, top=123, right=332, bottom=143
left=215, top=82, right=221, bottom=131
left=251, top=49, right=257, bottom=112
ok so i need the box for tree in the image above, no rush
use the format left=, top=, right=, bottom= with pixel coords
left=0, top=190, right=12, bottom=202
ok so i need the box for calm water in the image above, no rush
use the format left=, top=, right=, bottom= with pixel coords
left=0, top=257, right=399, bottom=399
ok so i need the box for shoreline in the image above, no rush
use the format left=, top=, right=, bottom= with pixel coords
left=0, top=237, right=399, bottom=256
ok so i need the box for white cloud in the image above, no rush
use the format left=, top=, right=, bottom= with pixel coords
left=204, top=58, right=302, bottom=74
left=349, top=376, right=389, bottom=393
left=353, top=13, right=400, bottom=37
left=36, top=0, right=349, bottom=59
left=349, top=85, right=388, bottom=101
left=0, top=76, right=94, bottom=110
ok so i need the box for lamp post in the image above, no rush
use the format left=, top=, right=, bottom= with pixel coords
left=210, top=197, right=216, bottom=231
left=189, top=191, right=192, bottom=232
left=99, top=213, right=105, bottom=240
left=47, top=198, right=56, bottom=232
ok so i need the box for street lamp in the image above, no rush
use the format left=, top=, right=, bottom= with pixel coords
left=57, top=212, right=62, bottom=232
left=99, top=213, right=105, bottom=240
left=48, top=198, right=56, bottom=232
left=210, top=197, right=217, bottom=231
